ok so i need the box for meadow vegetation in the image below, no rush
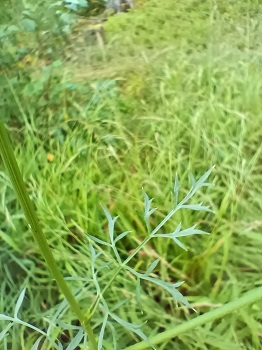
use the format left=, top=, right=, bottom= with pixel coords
left=1, top=0, right=262, bottom=349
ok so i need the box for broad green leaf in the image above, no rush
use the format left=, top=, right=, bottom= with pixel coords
left=20, top=19, right=37, bottom=32
left=59, top=13, right=74, bottom=25
left=6, top=25, right=19, bottom=34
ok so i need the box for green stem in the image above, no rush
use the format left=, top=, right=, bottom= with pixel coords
left=88, top=184, right=194, bottom=317
left=87, top=235, right=152, bottom=318
left=125, top=286, right=262, bottom=350
left=0, top=122, right=97, bottom=349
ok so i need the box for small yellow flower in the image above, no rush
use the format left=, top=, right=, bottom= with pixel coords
left=47, top=153, right=54, bottom=162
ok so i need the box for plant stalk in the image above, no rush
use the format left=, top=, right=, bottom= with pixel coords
left=0, top=122, right=97, bottom=349
left=87, top=234, right=152, bottom=318
left=125, top=286, right=262, bottom=350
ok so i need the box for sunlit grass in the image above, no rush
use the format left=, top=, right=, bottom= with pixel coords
left=1, top=0, right=262, bottom=348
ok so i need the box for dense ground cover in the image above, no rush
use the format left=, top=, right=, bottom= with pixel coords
left=1, top=0, right=262, bottom=349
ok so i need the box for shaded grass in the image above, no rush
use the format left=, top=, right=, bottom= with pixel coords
left=1, top=0, right=262, bottom=348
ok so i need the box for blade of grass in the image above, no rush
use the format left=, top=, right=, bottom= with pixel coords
left=0, top=121, right=97, bottom=349
left=124, top=286, right=262, bottom=350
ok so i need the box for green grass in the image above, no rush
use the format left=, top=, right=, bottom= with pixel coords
left=1, top=0, right=262, bottom=349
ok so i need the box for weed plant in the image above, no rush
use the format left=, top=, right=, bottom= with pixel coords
left=1, top=0, right=262, bottom=348
left=1, top=122, right=214, bottom=348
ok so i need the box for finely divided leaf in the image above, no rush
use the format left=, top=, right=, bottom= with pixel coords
left=155, top=279, right=190, bottom=307
left=111, top=299, right=129, bottom=312
left=144, top=258, right=161, bottom=276
left=88, top=234, right=111, bottom=247
left=109, top=313, right=154, bottom=349
left=0, top=315, right=13, bottom=321
left=102, top=206, right=118, bottom=244
left=172, top=225, right=207, bottom=238
left=114, top=231, right=131, bottom=244
left=136, top=278, right=141, bottom=308
left=155, top=224, right=207, bottom=239
left=31, top=336, right=44, bottom=350
left=172, top=238, right=187, bottom=250
left=181, top=167, right=214, bottom=205
left=127, top=266, right=191, bottom=308
left=14, top=288, right=26, bottom=319
left=0, top=322, right=13, bottom=341
left=143, top=191, right=157, bottom=226
left=195, top=167, right=214, bottom=189
left=97, top=262, right=112, bottom=274
left=65, top=329, right=84, bottom=350
left=154, top=224, right=207, bottom=250
left=98, top=313, right=108, bottom=350
left=174, top=175, right=180, bottom=206
left=182, top=203, right=213, bottom=212
left=189, top=172, right=196, bottom=187
left=90, top=243, right=97, bottom=262
left=144, top=275, right=190, bottom=308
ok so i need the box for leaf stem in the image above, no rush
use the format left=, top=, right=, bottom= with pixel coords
left=0, top=122, right=97, bottom=349
left=124, top=287, right=262, bottom=350
left=87, top=234, right=152, bottom=318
